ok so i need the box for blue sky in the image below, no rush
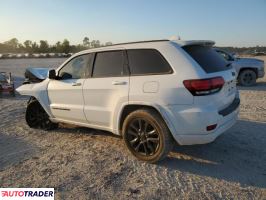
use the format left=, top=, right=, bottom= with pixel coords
left=0, top=0, right=265, bottom=47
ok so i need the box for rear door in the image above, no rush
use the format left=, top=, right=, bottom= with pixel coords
left=182, top=45, right=237, bottom=110
left=127, top=49, right=178, bottom=106
left=83, top=50, right=129, bottom=129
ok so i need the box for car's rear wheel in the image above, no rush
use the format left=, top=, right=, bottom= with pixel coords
left=238, top=69, right=256, bottom=86
left=122, top=109, right=174, bottom=163
left=26, top=99, right=58, bottom=130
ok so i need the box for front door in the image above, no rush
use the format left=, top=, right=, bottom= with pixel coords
left=48, top=54, right=93, bottom=123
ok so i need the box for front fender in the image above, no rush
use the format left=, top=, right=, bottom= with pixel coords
left=16, top=79, right=53, bottom=117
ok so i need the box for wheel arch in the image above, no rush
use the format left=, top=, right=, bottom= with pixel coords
left=16, top=79, right=53, bottom=118
left=238, top=67, right=258, bottom=78
left=27, top=95, right=54, bottom=118
left=117, top=103, right=177, bottom=140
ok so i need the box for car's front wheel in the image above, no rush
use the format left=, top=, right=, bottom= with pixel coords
left=238, top=69, right=257, bottom=86
left=122, top=109, right=174, bottom=163
left=26, top=99, right=58, bottom=130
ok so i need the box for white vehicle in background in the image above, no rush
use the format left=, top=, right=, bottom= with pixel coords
left=215, top=48, right=265, bottom=86
left=17, top=39, right=239, bottom=163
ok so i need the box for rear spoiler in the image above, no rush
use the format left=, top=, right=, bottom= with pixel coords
left=172, top=40, right=215, bottom=47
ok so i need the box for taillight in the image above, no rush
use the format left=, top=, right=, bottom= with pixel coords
left=183, top=77, right=225, bottom=96
left=206, top=124, right=217, bottom=131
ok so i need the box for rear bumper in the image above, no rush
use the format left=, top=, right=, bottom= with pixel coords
left=218, top=98, right=240, bottom=116
left=175, top=107, right=238, bottom=145
left=164, top=98, right=240, bottom=145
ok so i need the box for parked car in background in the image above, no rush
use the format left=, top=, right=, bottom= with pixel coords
left=252, top=50, right=266, bottom=56
left=17, top=39, right=239, bottom=163
left=0, top=72, right=15, bottom=96
left=215, top=48, right=265, bottom=86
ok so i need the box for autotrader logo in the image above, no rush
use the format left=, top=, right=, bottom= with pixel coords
left=0, top=188, right=54, bottom=200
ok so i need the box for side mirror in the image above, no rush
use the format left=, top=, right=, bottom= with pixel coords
left=48, top=69, right=56, bottom=79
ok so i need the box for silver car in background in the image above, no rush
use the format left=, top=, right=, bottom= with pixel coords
left=215, top=48, right=265, bottom=86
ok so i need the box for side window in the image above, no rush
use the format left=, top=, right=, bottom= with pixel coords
left=127, top=49, right=172, bottom=75
left=59, top=54, right=92, bottom=79
left=92, top=51, right=126, bottom=78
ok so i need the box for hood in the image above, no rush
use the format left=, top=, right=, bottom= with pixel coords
left=24, top=67, right=50, bottom=83
left=237, top=57, right=264, bottom=64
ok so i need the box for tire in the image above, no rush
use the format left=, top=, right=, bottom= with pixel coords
left=26, top=100, right=58, bottom=130
left=11, top=84, right=15, bottom=97
left=238, top=69, right=257, bottom=86
left=122, top=109, right=174, bottom=163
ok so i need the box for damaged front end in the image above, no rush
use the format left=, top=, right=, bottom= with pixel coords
left=23, top=67, right=51, bottom=84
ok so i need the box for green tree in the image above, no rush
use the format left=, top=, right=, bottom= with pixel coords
left=32, top=42, right=39, bottom=52
left=55, top=41, right=62, bottom=53
left=18, top=43, right=24, bottom=53
left=83, top=37, right=90, bottom=47
left=4, top=38, right=19, bottom=49
left=90, top=40, right=100, bottom=48
left=39, top=40, right=49, bottom=53
left=0, top=37, right=116, bottom=53
left=24, top=40, right=33, bottom=53
left=61, top=39, right=70, bottom=53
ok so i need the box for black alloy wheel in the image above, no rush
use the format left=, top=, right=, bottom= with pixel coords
left=126, top=118, right=160, bottom=156
left=26, top=100, right=58, bottom=130
left=122, top=109, right=174, bottom=163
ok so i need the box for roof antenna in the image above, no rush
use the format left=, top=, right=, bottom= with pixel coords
left=169, top=35, right=181, bottom=41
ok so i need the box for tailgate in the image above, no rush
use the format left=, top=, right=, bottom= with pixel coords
left=182, top=45, right=238, bottom=111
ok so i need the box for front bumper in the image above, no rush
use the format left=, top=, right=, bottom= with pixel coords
left=258, top=68, right=265, bottom=78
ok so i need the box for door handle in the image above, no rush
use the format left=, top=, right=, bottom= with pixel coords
left=72, top=82, right=82, bottom=86
left=112, top=81, right=127, bottom=85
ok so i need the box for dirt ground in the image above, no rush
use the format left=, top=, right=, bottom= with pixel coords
left=0, top=57, right=266, bottom=199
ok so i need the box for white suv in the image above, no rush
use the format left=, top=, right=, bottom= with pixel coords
left=17, top=39, right=240, bottom=163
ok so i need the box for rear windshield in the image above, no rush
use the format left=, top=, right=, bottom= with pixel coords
left=182, top=45, right=231, bottom=73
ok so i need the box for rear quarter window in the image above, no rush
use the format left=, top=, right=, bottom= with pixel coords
left=182, top=45, right=231, bottom=73
left=127, top=49, right=172, bottom=75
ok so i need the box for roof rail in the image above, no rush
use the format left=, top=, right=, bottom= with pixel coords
left=108, top=39, right=169, bottom=47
